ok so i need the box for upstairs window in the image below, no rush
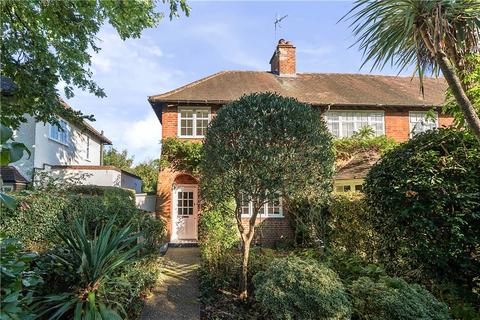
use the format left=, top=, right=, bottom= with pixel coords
left=86, top=136, right=90, bottom=160
left=49, top=120, right=69, bottom=145
left=325, top=111, right=385, bottom=138
left=178, top=107, right=211, bottom=138
left=409, top=111, right=437, bottom=137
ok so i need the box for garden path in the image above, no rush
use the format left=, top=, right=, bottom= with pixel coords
left=140, top=247, right=201, bottom=320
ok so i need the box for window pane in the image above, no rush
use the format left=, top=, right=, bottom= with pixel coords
left=343, top=185, right=351, bottom=192
left=355, top=185, right=363, bottom=192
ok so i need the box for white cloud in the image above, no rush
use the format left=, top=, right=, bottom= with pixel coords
left=297, top=45, right=334, bottom=57
left=191, top=23, right=266, bottom=70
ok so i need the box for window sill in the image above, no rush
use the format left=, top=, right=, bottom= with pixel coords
left=241, top=215, right=285, bottom=219
left=177, top=135, right=205, bottom=139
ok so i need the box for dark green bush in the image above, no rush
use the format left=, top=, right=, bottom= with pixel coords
left=253, top=256, right=351, bottom=320
left=350, top=276, right=450, bottom=320
left=363, top=128, right=480, bottom=294
left=199, top=204, right=239, bottom=293
left=0, top=188, right=164, bottom=252
left=326, top=193, right=377, bottom=259
left=0, top=237, right=43, bottom=319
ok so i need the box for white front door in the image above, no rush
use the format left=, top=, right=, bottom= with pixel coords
left=172, top=185, right=198, bottom=240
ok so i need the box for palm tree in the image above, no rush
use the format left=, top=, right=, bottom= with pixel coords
left=343, top=0, right=480, bottom=143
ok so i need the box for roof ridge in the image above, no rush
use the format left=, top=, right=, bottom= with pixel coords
left=298, top=72, right=442, bottom=79
left=149, top=71, right=231, bottom=101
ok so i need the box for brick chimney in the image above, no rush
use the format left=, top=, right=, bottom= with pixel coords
left=270, top=39, right=296, bottom=76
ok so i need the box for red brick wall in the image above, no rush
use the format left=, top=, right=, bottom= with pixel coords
left=241, top=214, right=294, bottom=247
left=158, top=104, right=454, bottom=244
left=385, top=109, right=410, bottom=142
left=270, top=41, right=296, bottom=76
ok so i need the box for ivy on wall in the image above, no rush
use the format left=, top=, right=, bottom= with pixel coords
left=160, top=137, right=203, bottom=176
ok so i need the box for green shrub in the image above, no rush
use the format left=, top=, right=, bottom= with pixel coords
left=350, top=276, right=450, bottom=320
left=36, top=218, right=144, bottom=319
left=0, top=237, right=43, bottom=319
left=363, top=129, right=480, bottom=292
left=198, top=204, right=239, bottom=292
left=326, top=193, right=376, bottom=259
left=199, top=204, right=238, bottom=266
left=253, top=256, right=351, bottom=320
left=67, top=184, right=135, bottom=200
left=114, top=255, right=163, bottom=319
left=0, top=188, right=164, bottom=252
left=136, top=215, right=165, bottom=253
left=323, top=250, right=385, bottom=285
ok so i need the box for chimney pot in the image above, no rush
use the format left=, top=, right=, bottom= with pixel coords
left=270, top=40, right=296, bottom=77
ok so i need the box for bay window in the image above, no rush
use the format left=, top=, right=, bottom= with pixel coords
left=325, top=111, right=385, bottom=138
left=178, top=107, right=211, bottom=138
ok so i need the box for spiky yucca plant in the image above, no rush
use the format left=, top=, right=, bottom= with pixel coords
left=37, top=218, right=143, bottom=319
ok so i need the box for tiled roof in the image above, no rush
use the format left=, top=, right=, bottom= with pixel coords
left=149, top=71, right=447, bottom=107
left=0, top=166, right=28, bottom=183
left=335, top=152, right=381, bottom=180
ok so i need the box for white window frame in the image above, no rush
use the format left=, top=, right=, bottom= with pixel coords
left=409, top=111, right=438, bottom=137
left=85, top=135, right=91, bottom=160
left=325, top=110, right=385, bottom=138
left=177, top=106, right=211, bottom=138
left=49, top=120, right=70, bottom=146
left=240, top=194, right=284, bottom=218
left=1, top=185, right=14, bottom=192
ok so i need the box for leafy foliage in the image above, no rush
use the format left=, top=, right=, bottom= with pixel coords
left=0, top=186, right=163, bottom=252
left=133, top=159, right=160, bottom=193
left=444, top=54, right=480, bottom=127
left=0, top=123, right=30, bottom=209
left=0, top=237, right=43, bottom=320
left=350, top=277, right=450, bottom=320
left=103, top=147, right=135, bottom=172
left=160, top=137, right=203, bottom=175
left=363, top=128, right=480, bottom=295
left=199, top=202, right=239, bottom=272
left=325, top=193, right=377, bottom=259
left=342, top=0, right=479, bottom=86
left=1, top=0, right=190, bottom=128
left=343, top=0, right=480, bottom=141
left=36, top=218, right=143, bottom=319
left=253, top=256, right=351, bottom=320
left=201, top=92, right=335, bottom=297
left=333, top=126, right=396, bottom=164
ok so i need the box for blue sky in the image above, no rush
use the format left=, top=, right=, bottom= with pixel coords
left=65, top=1, right=413, bottom=164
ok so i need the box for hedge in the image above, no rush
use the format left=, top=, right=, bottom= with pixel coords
left=0, top=186, right=163, bottom=252
left=326, top=192, right=376, bottom=259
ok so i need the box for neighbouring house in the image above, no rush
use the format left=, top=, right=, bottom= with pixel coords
left=1, top=112, right=143, bottom=194
left=148, top=39, right=453, bottom=244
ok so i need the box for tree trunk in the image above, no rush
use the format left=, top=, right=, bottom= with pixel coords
left=239, top=234, right=252, bottom=300
left=436, top=53, right=480, bottom=143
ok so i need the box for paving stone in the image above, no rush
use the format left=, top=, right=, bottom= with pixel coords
left=140, top=247, right=200, bottom=320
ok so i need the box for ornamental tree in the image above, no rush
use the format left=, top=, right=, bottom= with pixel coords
left=200, top=92, right=335, bottom=299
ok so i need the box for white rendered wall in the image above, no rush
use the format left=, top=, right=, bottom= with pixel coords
left=33, top=121, right=102, bottom=169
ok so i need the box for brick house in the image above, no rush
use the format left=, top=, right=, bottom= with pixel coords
left=148, top=39, right=452, bottom=245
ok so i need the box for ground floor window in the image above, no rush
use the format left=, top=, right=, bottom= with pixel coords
left=1, top=184, right=14, bottom=192
left=334, top=180, right=364, bottom=193
left=241, top=194, right=283, bottom=218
